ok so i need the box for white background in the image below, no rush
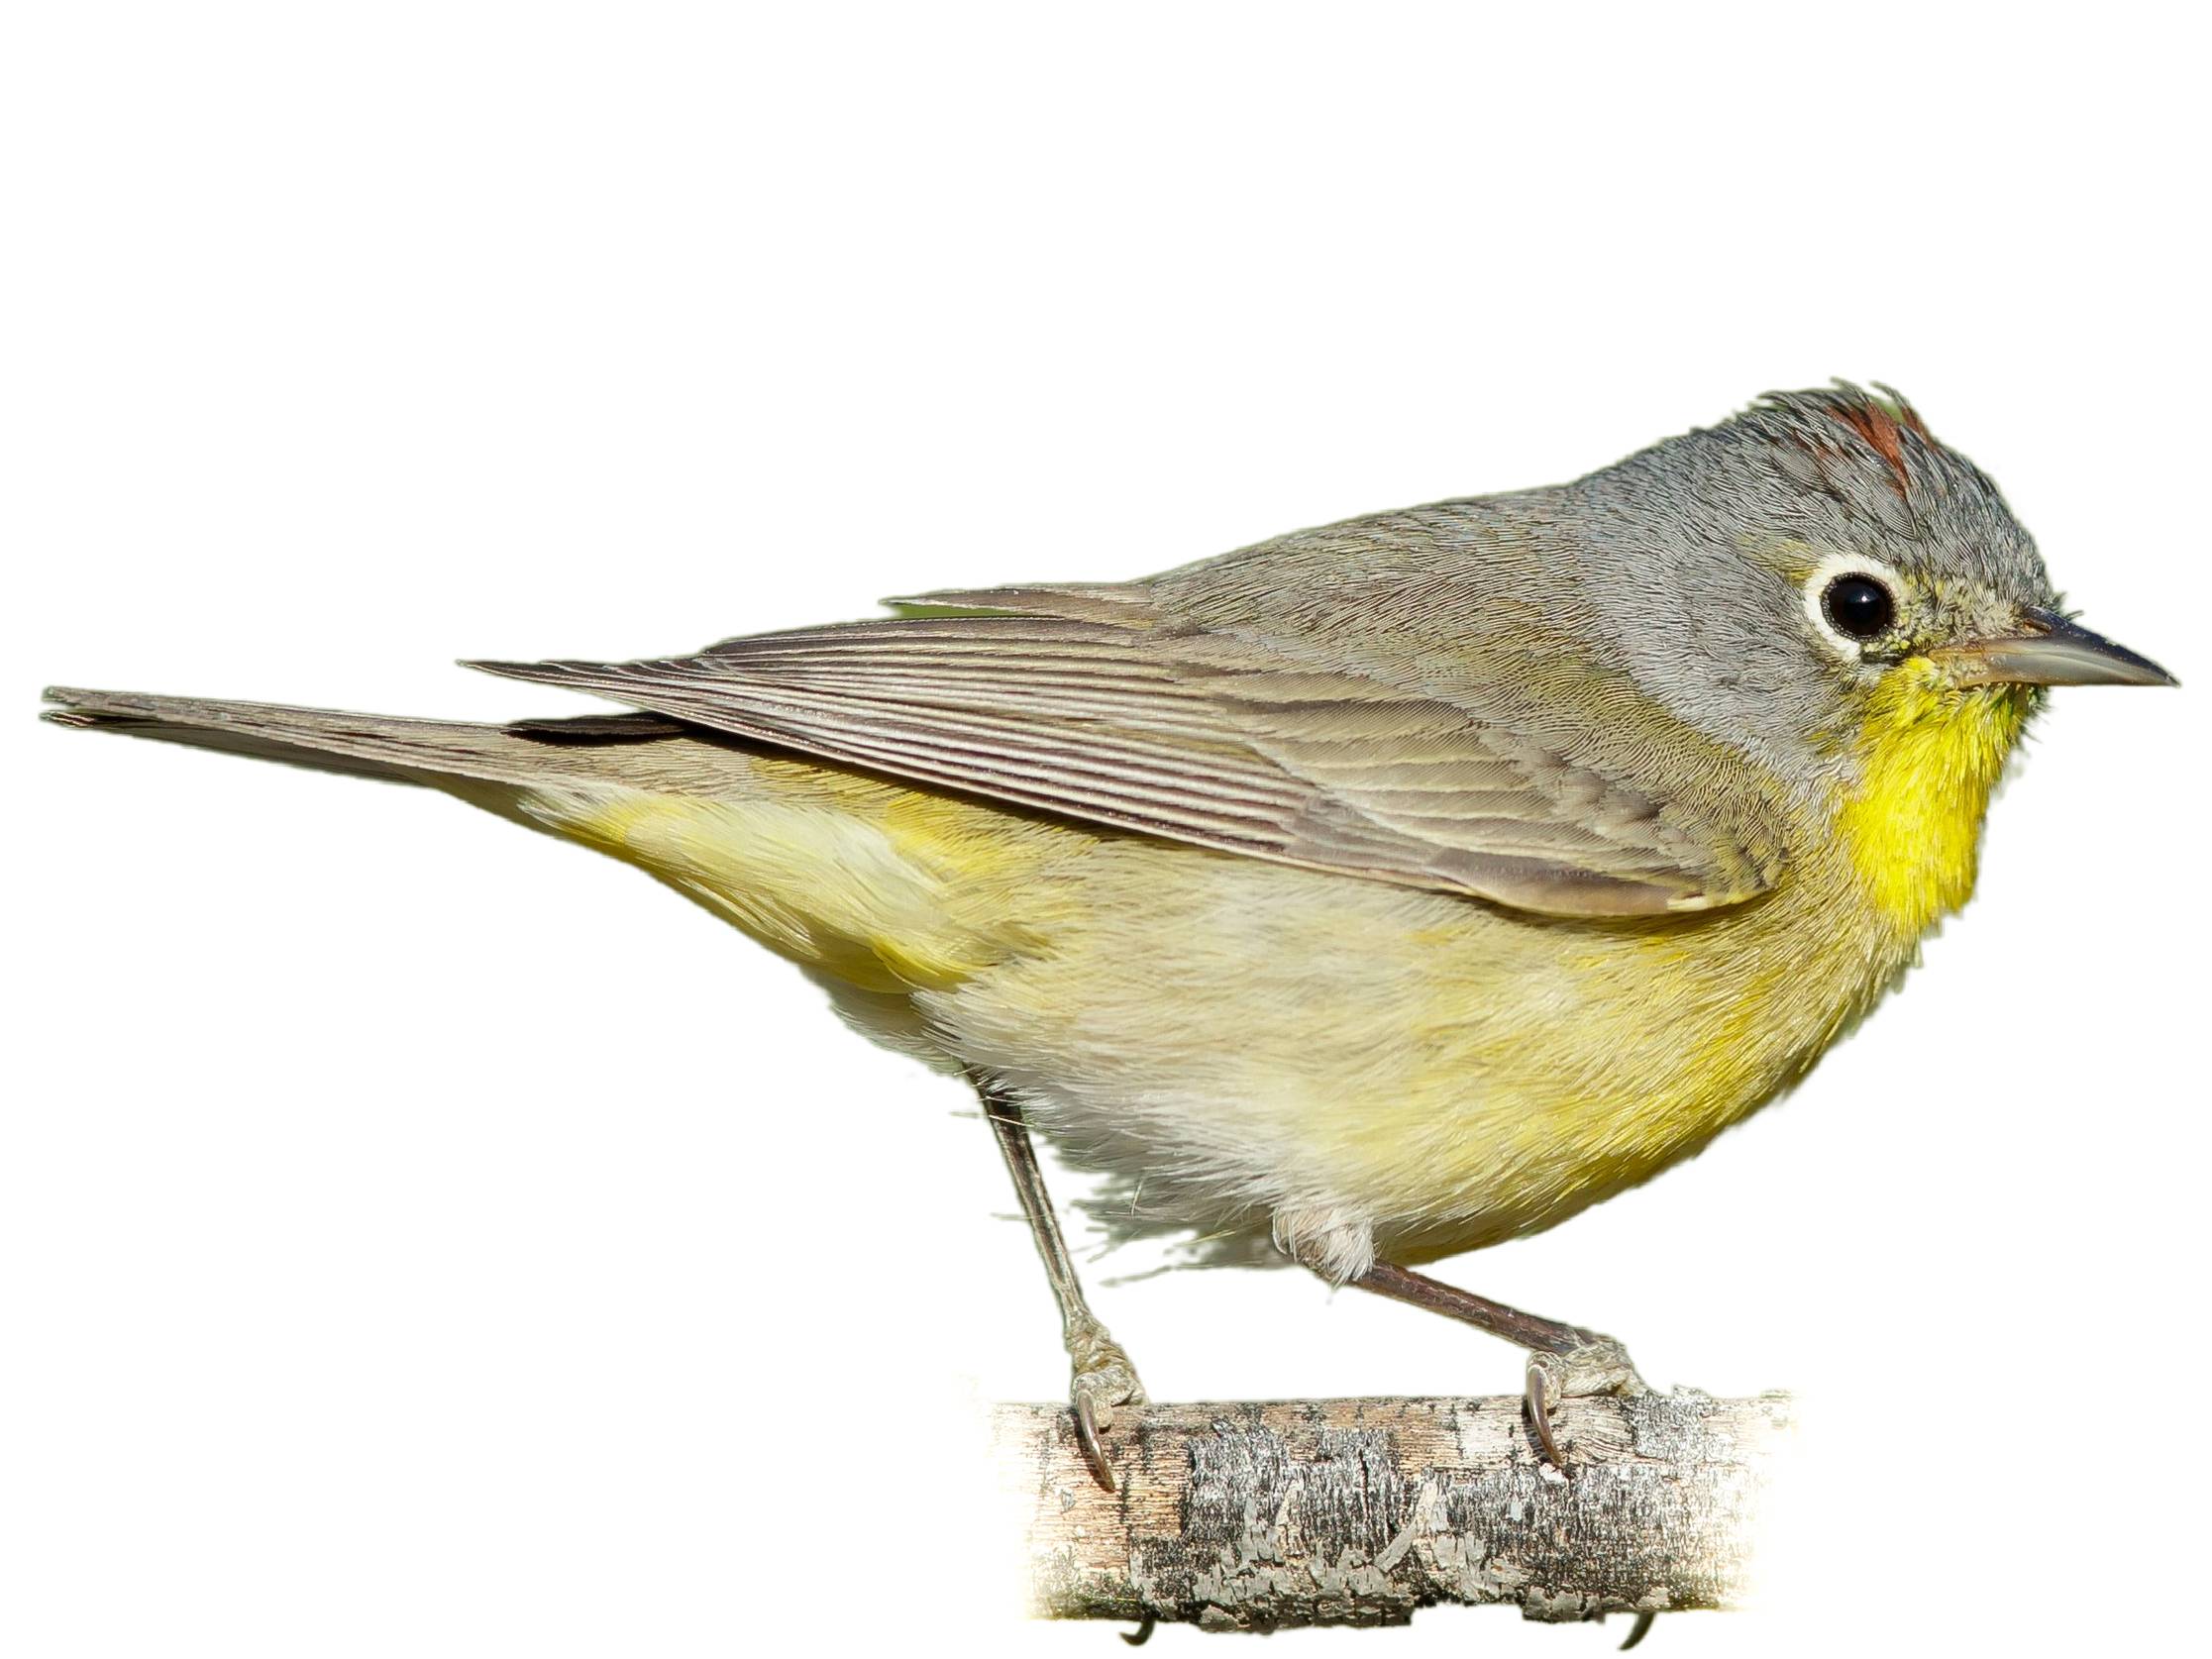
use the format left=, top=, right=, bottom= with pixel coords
left=5, top=5, right=2206, bottom=1654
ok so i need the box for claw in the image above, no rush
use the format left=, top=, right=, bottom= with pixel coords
left=1065, top=1326, right=1142, bottom=1493
left=1074, top=1389, right=1116, bottom=1492
left=1524, top=1337, right=1643, bottom=1469
left=1525, top=1352, right=1567, bottom=1467
left=1620, top=1608, right=1656, bottom=1650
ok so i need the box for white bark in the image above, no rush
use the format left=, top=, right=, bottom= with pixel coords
left=992, top=1392, right=1793, bottom=1630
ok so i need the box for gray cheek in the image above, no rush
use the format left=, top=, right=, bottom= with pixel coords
left=1615, top=580, right=1848, bottom=786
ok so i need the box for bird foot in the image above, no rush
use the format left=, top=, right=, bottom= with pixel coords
left=1525, top=1335, right=1645, bottom=1468
left=1067, top=1319, right=1146, bottom=1492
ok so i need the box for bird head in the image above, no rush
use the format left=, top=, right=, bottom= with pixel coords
left=1578, top=383, right=2173, bottom=791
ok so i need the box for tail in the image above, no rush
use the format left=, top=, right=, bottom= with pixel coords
left=42, top=683, right=1069, bottom=1063
left=41, top=686, right=690, bottom=788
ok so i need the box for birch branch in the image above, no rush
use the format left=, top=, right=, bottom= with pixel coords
left=991, top=1392, right=1793, bottom=1632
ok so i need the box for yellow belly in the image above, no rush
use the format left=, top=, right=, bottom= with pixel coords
left=500, top=669, right=2029, bottom=1267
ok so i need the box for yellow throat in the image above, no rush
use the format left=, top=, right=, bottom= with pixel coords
left=1838, top=661, right=2035, bottom=938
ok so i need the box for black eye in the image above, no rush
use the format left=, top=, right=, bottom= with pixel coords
left=1822, top=572, right=1896, bottom=641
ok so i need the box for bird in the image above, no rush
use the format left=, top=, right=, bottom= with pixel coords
left=43, top=383, right=2174, bottom=1488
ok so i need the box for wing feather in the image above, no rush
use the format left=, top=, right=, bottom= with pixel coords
left=467, top=599, right=1783, bottom=917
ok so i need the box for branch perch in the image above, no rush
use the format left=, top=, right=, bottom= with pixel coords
left=992, top=1392, right=1793, bottom=1631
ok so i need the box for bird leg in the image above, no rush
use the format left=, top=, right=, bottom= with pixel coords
left=975, top=1081, right=1145, bottom=1491
left=1347, top=1260, right=1643, bottom=1467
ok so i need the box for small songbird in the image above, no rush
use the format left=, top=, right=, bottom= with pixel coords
left=44, top=385, right=2173, bottom=1488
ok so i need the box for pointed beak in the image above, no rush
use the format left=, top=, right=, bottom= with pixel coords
left=1931, top=608, right=2178, bottom=688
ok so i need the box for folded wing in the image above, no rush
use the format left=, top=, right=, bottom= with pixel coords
left=467, top=586, right=1783, bottom=917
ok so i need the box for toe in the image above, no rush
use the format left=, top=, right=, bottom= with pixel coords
left=1524, top=1353, right=1567, bottom=1467
left=1066, top=1337, right=1144, bottom=1492
left=1073, top=1388, right=1116, bottom=1492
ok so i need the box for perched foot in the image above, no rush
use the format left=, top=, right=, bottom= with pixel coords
left=1334, top=1260, right=1648, bottom=1472
left=1525, top=1335, right=1645, bottom=1468
left=1067, top=1315, right=1146, bottom=1492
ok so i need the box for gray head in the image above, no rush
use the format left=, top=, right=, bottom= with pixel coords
left=1568, top=382, right=2172, bottom=782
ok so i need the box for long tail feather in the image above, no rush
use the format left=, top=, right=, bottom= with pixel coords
left=41, top=686, right=685, bottom=787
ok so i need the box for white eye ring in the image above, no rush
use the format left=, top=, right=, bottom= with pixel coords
left=1802, top=552, right=1903, bottom=658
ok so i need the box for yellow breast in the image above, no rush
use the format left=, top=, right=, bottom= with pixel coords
left=1360, top=666, right=2036, bottom=1261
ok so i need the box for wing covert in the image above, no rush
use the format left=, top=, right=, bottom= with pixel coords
left=467, top=593, right=1784, bottom=917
